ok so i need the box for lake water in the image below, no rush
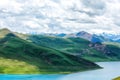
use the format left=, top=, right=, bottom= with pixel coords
left=0, top=62, right=120, bottom=80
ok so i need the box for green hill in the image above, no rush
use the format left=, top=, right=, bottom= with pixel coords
left=0, top=32, right=100, bottom=74
left=0, top=28, right=28, bottom=40
left=29, top=35, right=120, bottom=62
left=0, top=28, right=11, bottom=38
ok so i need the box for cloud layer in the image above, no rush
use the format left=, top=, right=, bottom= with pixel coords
left=0, top=0, right=120, bottom=34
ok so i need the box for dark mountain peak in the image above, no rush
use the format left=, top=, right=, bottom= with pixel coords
left=76, top=31, right=92, bottom=36
left=76, top=31, right=88, bottom=35
left=76, top=31, right=92, bottom=41
left=6, top=33, right=17, bottom=37
left=0, top=33, right=17, bottom=43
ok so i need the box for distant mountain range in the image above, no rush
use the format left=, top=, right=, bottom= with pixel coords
left=100, top=33, right=120, bottom=42
left=41, top=31, right=120, bottom=43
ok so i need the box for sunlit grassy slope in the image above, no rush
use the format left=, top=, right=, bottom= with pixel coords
left=0, top=28, right=11, bottom=38
left=0, top=57, right=39, bottom=74
left=0, top=31, right=100, bottom=74
left=113, top=77, right=120, bottom=80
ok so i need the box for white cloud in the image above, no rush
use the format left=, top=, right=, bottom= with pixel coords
left=0, top=0, right=120, bottom=34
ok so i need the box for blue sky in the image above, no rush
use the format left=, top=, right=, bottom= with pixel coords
left=0, top=0, right=120, bottom=34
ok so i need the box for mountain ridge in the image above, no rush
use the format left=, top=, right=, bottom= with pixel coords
left=29, top=34, right=120, bottom=62
left=1, top=28, right=120, bottom=43
left=0, top=28, right=101, bottom=74
left=0, top=28, right=120, bottom=62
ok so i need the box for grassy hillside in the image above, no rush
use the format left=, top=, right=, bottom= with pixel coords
left=1, top=28, right=120, bottom=62
left=0, top=33, right=100, bottom=74
left=29, top=35, right=93, bottom=52
left=29, top=35, right=120, bottom=62
left=0, top=28, right=28, bottom=40
left=0, top=28, right=11, bottom=38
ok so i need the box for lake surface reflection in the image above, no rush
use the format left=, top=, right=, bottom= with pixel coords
left=60, top=62, right=120, bottom=80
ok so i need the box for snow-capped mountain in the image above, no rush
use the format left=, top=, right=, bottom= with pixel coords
left=29, top=30, right=120, bottom=43
left=53, top=31, right=120, bottom=43
left=100, top=33, right=120, bottom=42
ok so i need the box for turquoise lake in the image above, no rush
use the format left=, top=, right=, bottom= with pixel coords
left=0, top=62, right=120, bottom=80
